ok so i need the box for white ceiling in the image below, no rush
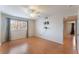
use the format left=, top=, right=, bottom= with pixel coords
left=22, top=5, right=78, bottom=14
left=0, top=5, right=78, bottom=19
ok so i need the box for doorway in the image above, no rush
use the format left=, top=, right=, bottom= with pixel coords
left=63, top=16, right=77, bottom=53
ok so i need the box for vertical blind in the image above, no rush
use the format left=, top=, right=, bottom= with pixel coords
left=10, top=20, right=27, bottom=40
left=10, top=20, right=27, bottom=30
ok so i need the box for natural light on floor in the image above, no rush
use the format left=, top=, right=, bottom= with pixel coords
left=8, top=43, right=28, bottom=54
left=73, top=36, right=76, bottom=50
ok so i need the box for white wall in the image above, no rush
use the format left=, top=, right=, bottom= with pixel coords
left=66, top=23, right=72, bottom=34
left=0, top=12, right=2, bottom=45
left=0, top=13, right=8, bottom=43
left=35, top=16, right=63, bottom=44
left=77, top=8, right=79, bottom=53
left=28, top=20, right=35, bottom=37
left=35, top=6, right=77, bottom=44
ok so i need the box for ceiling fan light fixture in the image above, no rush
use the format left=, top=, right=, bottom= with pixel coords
left=30, top=13, right=36, bottom=17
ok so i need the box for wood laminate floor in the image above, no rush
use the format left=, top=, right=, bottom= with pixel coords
left=0, top=36, right=77, bottom=54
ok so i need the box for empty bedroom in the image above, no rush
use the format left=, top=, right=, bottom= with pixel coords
left=0, top=5, right=79, bottom=54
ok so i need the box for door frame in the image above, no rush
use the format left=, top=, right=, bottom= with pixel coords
left=63, top=16, right=78, bottom=53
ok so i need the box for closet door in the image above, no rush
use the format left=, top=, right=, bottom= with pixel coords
left=10, top=20, right=27, bottom=40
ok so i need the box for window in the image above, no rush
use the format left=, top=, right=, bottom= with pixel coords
left=10, top=20, right=27, bottom=30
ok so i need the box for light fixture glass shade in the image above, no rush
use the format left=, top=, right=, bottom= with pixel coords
left=30, top=13, right=36, bottom=17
